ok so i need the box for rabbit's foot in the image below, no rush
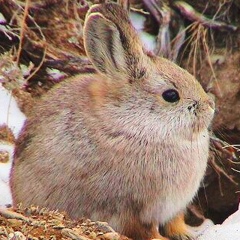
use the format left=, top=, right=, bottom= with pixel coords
left=148, top=221, right=170, bottom=240
left=121, top=216, right=169, bottom=240
left=164, top=213, right=194, bottom=240
left=150, top=230, right=169, bottom=240
left=164, top=214, right=214, bottom=240
left=150, top=226, right=169, bottom=240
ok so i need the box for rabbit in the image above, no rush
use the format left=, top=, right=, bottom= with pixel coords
left=10, top=3, right=215, bottom=240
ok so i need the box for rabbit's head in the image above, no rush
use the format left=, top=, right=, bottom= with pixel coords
left=84, top=3, right=214, bottom=141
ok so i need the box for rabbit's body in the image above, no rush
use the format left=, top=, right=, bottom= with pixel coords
left=11, top=3, right=214, bottom=240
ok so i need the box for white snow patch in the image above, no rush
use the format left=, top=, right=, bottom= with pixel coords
left=197, top=204, right=240, bottom=240
left=46, top=67, right=67, bottom=81
left=0, top=84, right=26, bottom=138
left=130, top=11, right=146, bottom=31
left=0, top=84, right=25, bottom=206
left=0, top=180, right=12, bottom=207
left=139, top=31, right=156, bottom=52
left=130, top=11, right=156, bottom=52
left=0, top=142, right=14, bottom=207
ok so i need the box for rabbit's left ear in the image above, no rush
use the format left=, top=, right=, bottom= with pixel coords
left=83, top=3, right=149, bottom=81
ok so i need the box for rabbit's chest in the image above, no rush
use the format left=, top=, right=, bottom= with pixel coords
left=140, top=132, right=209, bottom=225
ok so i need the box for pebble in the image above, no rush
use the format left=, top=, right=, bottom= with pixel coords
left=8, top=231, right=26, bottom=240
left=101, top=232, right=121, bottom=240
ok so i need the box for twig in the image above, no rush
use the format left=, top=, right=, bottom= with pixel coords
left=232, top=168, right=240, bottom=173
left=25, top=47, right=47, bottom=82
left=209, top=156, right=238, bottom=192
left=174, top=1, right=237, bottom=31
left=16, top=0, right=30, bottom=65
left=0, top=208, right=31, bottom=222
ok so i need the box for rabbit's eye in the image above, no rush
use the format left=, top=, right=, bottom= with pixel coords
left=162, top=89, right=180, bottom=103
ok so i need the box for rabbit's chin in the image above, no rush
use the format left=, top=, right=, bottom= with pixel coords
left=190, top=114, right=214, bottom=138
left=171, top=109, right=214, bottom=140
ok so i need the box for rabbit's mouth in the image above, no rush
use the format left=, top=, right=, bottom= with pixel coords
left=191, top=108, right=215, bottom=134
left=179, top=99, right=214, bottom=137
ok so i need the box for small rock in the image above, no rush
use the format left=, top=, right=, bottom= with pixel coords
left=9, top=231, right=26, bottom=240
left=7, top=218, right=23, bottom=227
left=0, top=208, right=31, bottom=222
left=0, top=150, right=9, bottom=163
left=101, top=232, right=120, bottom=240
left=95, top=221, right=116, bottom=233
left=62, top=228, right=91, bottom=240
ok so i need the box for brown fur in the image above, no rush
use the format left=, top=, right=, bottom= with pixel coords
left=164, top=213, right=189, bottom=239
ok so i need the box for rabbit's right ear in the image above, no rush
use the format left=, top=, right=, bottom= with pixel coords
left=83, top=3, right=149, bottom=82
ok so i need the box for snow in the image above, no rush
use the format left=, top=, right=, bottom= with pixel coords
left=0, top=84, right=26, bottom=206
left=130, top=11, right=156, bottom=52
left=46, top=67, right=67, bottom=82
left=0, top=142, right=14, bottom=183
left=0, top=142, right=14, bottom=206
left=0, top=84, right=26, bottom=138
left=197, top=204, right=240, bottom=240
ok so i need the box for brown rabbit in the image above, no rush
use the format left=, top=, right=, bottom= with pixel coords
left=10, top=3, right=215, bottom=240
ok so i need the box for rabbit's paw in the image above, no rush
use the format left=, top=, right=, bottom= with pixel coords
left=164, top=213, right=194, bottom=240
left=164, top=214, right=214, bottom=240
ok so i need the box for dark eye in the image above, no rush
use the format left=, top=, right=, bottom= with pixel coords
left=162, top=89, right=180, bottom=103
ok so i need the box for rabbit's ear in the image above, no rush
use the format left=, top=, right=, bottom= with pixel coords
left=84, top=3, right=149, bottom=81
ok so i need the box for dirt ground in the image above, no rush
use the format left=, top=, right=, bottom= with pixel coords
left=0, top=205, right=129, bottom=240
left=0, top=0, right=240, bottom=238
